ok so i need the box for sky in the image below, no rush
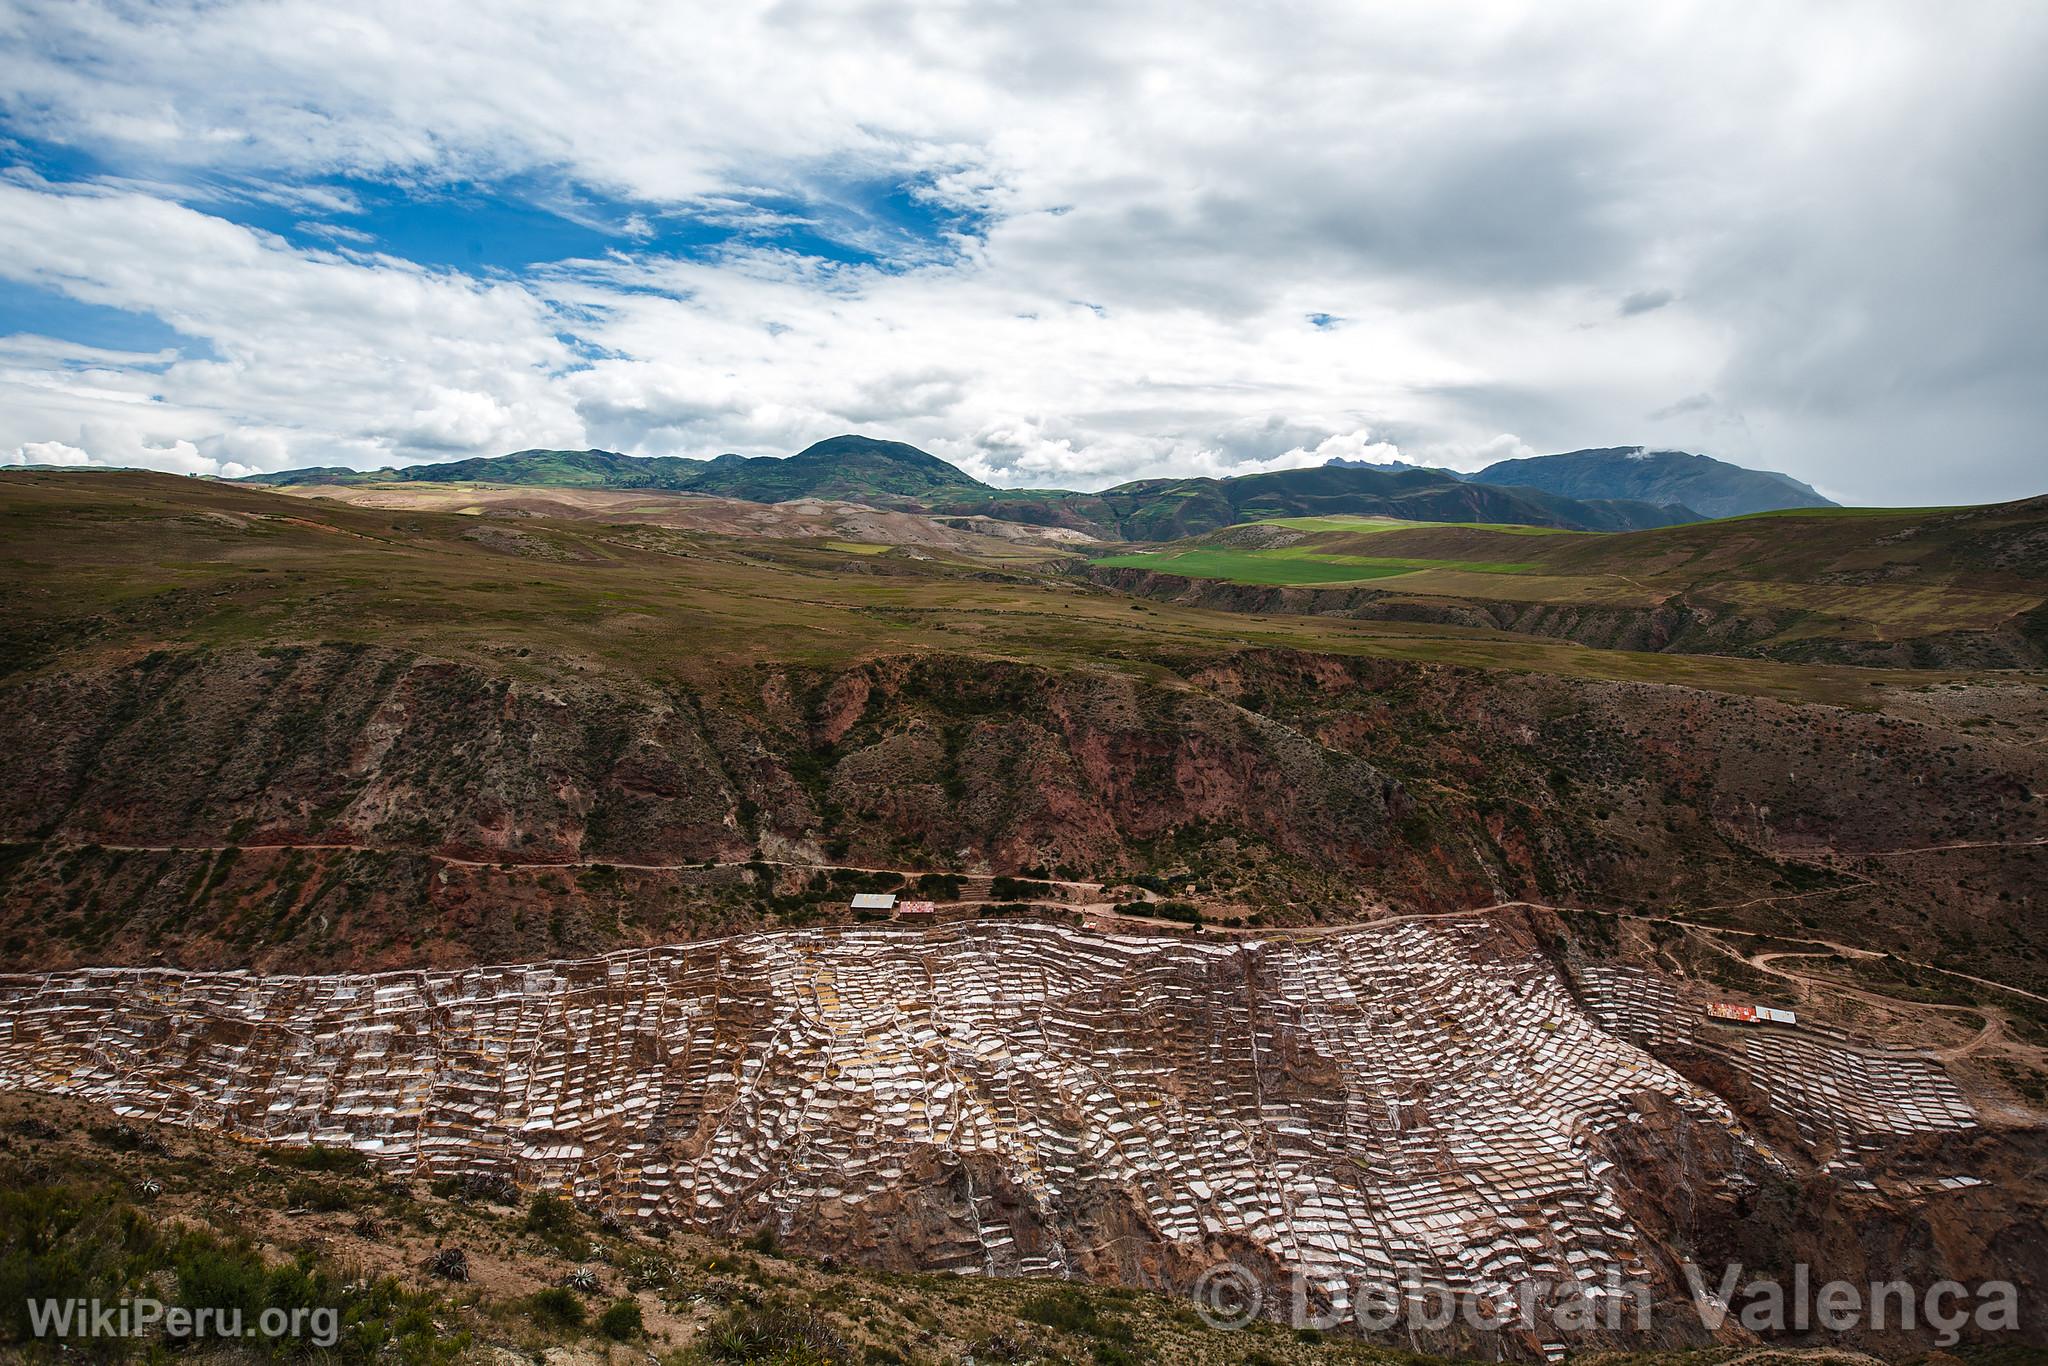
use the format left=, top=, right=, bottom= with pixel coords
left=0, top=2, right=2043, bottom=503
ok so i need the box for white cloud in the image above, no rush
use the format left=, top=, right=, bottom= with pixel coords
left=7, top=439, right=92, bottom=467
left=0, top=1, right=2042, bottom=500
left=0, top=178, right=581, bottom=474
left=5, top=428, right=242, bottom=476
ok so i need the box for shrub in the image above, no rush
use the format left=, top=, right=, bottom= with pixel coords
left=86, top=1124, right=165, bottom=1155
left=1, top=1175, right=467, bottom=1363
left=524, top=1194, right=590, bottom=1260
left=524, top=1286, right=586, bottom=1330
left=700, top=1297, right=846, bottom=1363
left=169, top=1235, right=267, bottom=1323
left=439, top=1172, right=518, bottom=1206
left=423, top=1247, right=468, bottom=1282
left=597, top=1298, right=643, bottom=1340
left=285, top=1179, right=355, bottom=1212
left=1018, top=1287, right=1101, bottom=1335
left=271, top=1144, right=369, bottom=1174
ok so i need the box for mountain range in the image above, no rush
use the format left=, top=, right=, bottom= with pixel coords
left=1328, top=445, right=1836, bottom=520
left=238, top=434, right=1830, bottom=539
left=242, top=435, right=980, bottom=503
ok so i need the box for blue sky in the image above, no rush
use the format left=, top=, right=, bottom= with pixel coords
left=1, top=1, right=2044, bottom=502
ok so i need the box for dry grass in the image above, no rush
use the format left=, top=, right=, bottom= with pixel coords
left=3, top=470, right=2034, bottom=707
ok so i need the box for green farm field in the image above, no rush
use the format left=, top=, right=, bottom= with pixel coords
left=1085, top=501, right=2048, bottom=659
left=1258, top=514, right=1578, bottom=536
left=1091, top=545, right=1537, bottom=585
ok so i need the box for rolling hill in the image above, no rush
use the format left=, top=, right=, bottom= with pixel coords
left=1074, top=464, right=1698, bottom=537
left=1469, top=446, right=1836, bottom=518
left=1328, top=446, right=1835, bottom=518
left=1087, top=499, right=2048, bottom=667
left=242, top=435, right=1704, bottom=536
left=237, top=435, right=985, bottom=503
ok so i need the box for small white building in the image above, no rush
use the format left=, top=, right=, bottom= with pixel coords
left=850, top=892, right=897, bottom=912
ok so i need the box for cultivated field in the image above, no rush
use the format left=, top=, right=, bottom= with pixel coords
left=1088, top=503, right=2048, bottom=662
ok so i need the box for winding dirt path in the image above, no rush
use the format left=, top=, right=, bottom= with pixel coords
left=15, top=835, right=2045, bottom=1009
left=1701, top=936, right=2047, bottom=1076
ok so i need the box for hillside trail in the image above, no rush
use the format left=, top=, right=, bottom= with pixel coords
left=17, top=836, right=2048, bottom=1106
left=1839, top=836, right=2048, bottom=858
left=1670, top=929, right=2048, bottom=1083
left=36, top=831, right=2043, bottom=887
left=1653, top=911, right=2048, bottom=1009
left=33, top=839, right=1109, bottom=892
left=18, top=836, right=2046, bottom=1009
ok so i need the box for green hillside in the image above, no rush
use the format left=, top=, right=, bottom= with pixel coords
left=240, top=448, right=705, bottom=489
left=1075, top=466, right=1695, bottom=538
left=240, top=435, right=1702, bottom=536
left=1084, top=500, right=2048, bottom=666
left=237, top=436, right=985, bottom=504
left=6, top=468, right=1967, bottom=701
left=1471, top=446, right=1836, bottom=518
left=683, top=434, right=987, bottom=502
left=941, top=464, right=1700, bottom=538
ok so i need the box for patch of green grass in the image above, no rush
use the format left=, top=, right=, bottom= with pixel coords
left=1258, top=514, right=1577, bottom=536
left=1017, top=1286, right=1138, bottom=1361
left=1257, top=545, right=1536, bottom=573
left=268, top=1143, right=370, bottom=1174
left=4, top=470, right=2028, bottom=711
left=1093, top=549, right=1425, bottom=585
left=1255, top=515, right=1415, bottom=533
left=1712, top=505, right=1970, bottom=522
left=1094, top=545, right=1534, bottom=585
left=0, top=1174, right=464, bottom=1362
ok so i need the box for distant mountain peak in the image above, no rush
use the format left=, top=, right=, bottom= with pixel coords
left=227, top=432, right=1819, bottom=535
left=1469, top=446, right=1833, bottom=519
left=236, top=433, right=988, bottom=503
left=792, top=433, right=959, bottom=466
left=1323, top=455, right=1441, bottom=475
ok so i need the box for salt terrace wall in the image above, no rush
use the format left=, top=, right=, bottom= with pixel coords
left=0, top=916, right=1976, bottom=1340
left=1575, top=963, right=1977, bottom=1150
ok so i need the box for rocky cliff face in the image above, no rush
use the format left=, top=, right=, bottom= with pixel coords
left=0, top=643, right=1400, bottom=873
left=1, top=642, right=2041, bottom=982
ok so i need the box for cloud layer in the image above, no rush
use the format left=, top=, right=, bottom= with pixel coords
left=2, top=0, right=2043, bottom=501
